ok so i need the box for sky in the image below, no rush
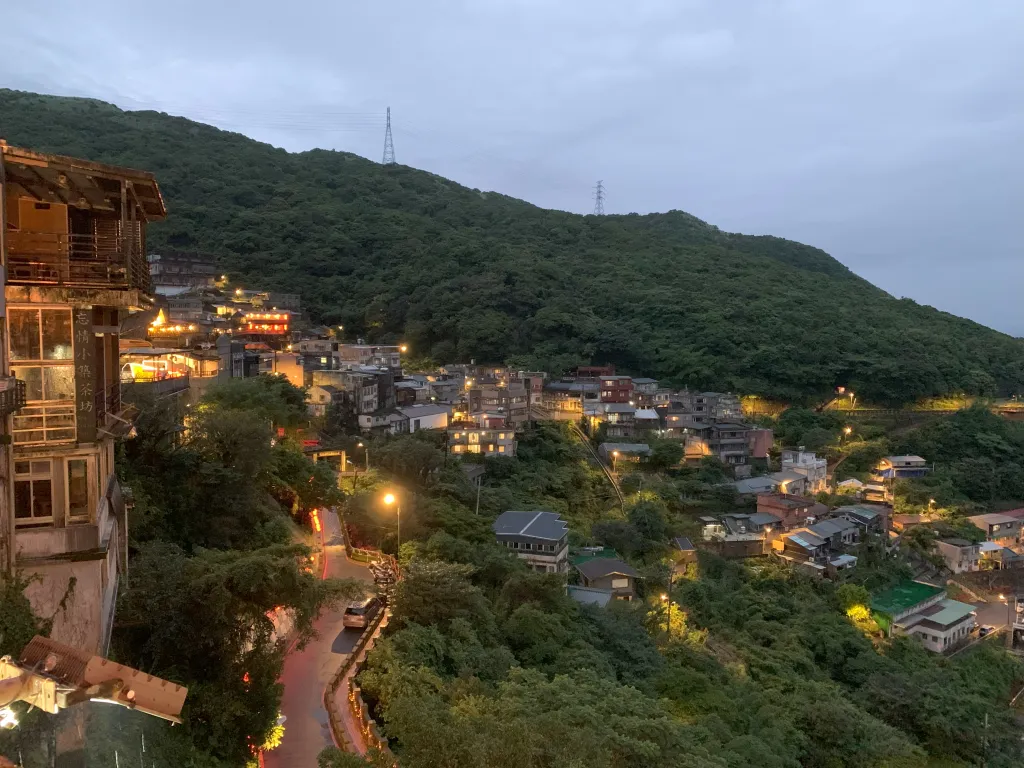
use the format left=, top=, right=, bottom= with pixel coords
left=3, top=0, right=1023, bottom=333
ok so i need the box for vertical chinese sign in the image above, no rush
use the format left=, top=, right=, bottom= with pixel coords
left=74, top=307, right=96, bottom=443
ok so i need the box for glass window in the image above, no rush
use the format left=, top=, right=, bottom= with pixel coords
left=14, top=459, right=53, bottom=525
left=67, top=459, right=90, bottom=521
left=41, top=310, right=72, bottom=360
left=9, top=309, right=41, bottom=361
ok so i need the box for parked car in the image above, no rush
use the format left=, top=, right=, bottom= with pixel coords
left=978, top=625, right=996, bottom=637
left=343, top=596, right=382, bottom=629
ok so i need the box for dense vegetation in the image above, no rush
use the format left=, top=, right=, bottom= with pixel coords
left=337, top=423, right=1024, bottom=768
left=4, top=89, right=1024, bottom=403
left=0, top=377, right=363, bottom=768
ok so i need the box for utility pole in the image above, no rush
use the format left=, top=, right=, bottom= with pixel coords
left=475, top=477, right=482, bottom=515
left=593, top=180, right=605, bottom=215
left=382, top=107, right=396, bottom=165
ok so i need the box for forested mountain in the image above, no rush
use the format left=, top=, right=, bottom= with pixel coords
left=3, top=88, right=1023, bottom=403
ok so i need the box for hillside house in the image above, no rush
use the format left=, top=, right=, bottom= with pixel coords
left=492, top=510, right=568, bottom=573
left=756, top=493, right=827, bottom=530
left=780, top=449, right=828, bottom=494
left=966, top=513, right=1021, bottom=546
left=871, top=581, right=976, bottom=652
left=573, top=557, right=641, bottom=600
left=934, top=538, right=980, bottom=573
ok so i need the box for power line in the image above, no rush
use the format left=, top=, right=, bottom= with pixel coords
left=382, top=107, right=396, bottom=165
left=593, top=180, right=605, bottom=215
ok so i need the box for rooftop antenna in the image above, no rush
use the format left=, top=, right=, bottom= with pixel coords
left=382, top=107, right=396, bottom=165
left=593, top=180, right=605, bottom=215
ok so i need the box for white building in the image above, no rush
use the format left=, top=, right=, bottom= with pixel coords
left=780, top=449, right=828, bottom=494
left=934, top=538, right=980, bottom=573
left=390, top=404, right=451, bottom=434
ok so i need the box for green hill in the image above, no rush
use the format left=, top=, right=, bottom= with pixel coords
left=2, top=88, right=1021, bottom=403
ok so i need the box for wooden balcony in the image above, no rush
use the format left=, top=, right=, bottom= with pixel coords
left=5, top=231, right=151, bottom=293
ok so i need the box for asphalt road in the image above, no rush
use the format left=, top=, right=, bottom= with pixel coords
left=264, top=511, right=374, bottom=768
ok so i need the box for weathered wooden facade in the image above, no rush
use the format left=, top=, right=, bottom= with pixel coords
left=0, top=141, right=165, bottom=655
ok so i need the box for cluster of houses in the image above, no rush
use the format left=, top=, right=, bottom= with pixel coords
left=892, top=509, right=1024, bottom=573
left=693, top=491, right=886, bottom=577
left=491, top=510, right=643, bottom=605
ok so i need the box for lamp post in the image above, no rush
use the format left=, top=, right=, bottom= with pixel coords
left=999, top=594, right=1014, bottom=648
left=660, top=593, right=670, bottom=640
left=384, top=493, right=401, bottom=552
left=842, top=426, right=852, bottom=443
left=612, top=450, right=619, bottom=473
left=358, top=442, right=369, bottom=472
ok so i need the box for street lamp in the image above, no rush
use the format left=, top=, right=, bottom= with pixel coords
left=400, top=344, right=408, bottom=353
left=612, top=450, right=619, bottom=473
left=384, top=493, right=401, bottom=551
left=357, top=442, right=369, bottom=471
left=660, top=593, right=670, bottom=639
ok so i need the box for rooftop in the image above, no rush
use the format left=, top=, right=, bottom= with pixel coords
left=871, top=580, right=945, bottom=617
left=672, top=536, right=695, bottom=552
left=600, top=443, right=651, bottom=454
left=885, top=455, right=927, bottom=464
left=898, top=598, right=976, bottom=630
left=786, top=530, right=826, bottom=551
left=837, top=504, right=885, bottom=521
left=574, top=557, right=641, bottom=581
left=492, top=511, right=568, bottom=542
left=634, top=408, right=660, bottom=420
left=758, top=493, right=816, bottom=509
left=566, top=585, right=614, bottom=608
left=396, top=404, right=451, bottom=418
left=570, top=547, right=621, bottom=566
left=967, top=512, right=1018, bottom=526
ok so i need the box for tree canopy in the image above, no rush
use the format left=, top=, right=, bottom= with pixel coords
left=4, top=88, right=1024, bottom=404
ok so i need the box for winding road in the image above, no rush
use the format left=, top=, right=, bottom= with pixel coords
left=264, top=510, right=374, bottom=768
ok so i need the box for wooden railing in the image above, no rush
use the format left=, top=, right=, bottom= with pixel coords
left=5, top=231, right=150, bottom=292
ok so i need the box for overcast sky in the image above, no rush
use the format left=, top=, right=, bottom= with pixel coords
left=4, top=1, right=1023, bottom=333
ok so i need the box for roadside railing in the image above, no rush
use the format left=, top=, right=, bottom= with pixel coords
left=323, top=608, right=393, bottom=756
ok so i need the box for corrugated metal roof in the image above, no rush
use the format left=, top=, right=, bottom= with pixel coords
left=492, top=510, right=567, bottom=541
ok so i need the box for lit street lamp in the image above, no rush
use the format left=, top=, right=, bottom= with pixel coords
left=612, top=450, right=619, bottom=473
left=660, top=593, right=670, bottom=639
left=384, top=493, right=401, bottom=551
left=357, top=441, right=369, bottom=471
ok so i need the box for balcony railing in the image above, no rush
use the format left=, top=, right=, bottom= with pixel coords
left=5, top=231, right=151, bottom=292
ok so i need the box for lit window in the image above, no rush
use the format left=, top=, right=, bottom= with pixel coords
left=498, top=445, right=505, bottom=453
left=10, top=308, right=76, bottom=444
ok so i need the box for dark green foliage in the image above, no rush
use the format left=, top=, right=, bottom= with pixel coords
left=894, top=405, right=1024, bottom=504
left=4, top=89, right=1024, bottom=403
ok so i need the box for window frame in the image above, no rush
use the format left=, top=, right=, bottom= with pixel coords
left=8, top=306, right=77, bottom=445
left=13, top=458, right=55, bottom=527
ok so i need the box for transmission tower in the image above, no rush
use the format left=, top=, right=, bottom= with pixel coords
left=382, top=107, right=396, bottom=165
left=593, top=180, right=605, bottom=215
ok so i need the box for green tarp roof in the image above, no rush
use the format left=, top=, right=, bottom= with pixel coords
left=871, top=580, right=944, bottom=616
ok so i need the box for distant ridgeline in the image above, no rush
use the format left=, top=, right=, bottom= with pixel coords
left=3, top=88, right=1023, bottom=404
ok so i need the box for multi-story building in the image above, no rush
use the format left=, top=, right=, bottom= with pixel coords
left=934, top=538, right=981, bottom=573
left=312, top=370, right=379, bottom=414
left=780, top=449, right=828, bottom=494
left=1, top=143, right=165, bottom=655
left=598, top=375, right=633, bottom=404
left=673, top=391, right=742, bottom=421
left=338, top=343, right=402, bottom=372
left=706, top=422, right=752, bottom=465
left=447, top=417, right=517, bottom=457
left=542, top=380, right=599, bottom=414
left=966, top=513, right=1021, bottom=547
left=147, top=250, right=216, bottom=295
left=469, top=381, right=528, bottom=427
left=492, top=510, right=569, bottom=573
left=631, top=377, right=658, bottom=406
